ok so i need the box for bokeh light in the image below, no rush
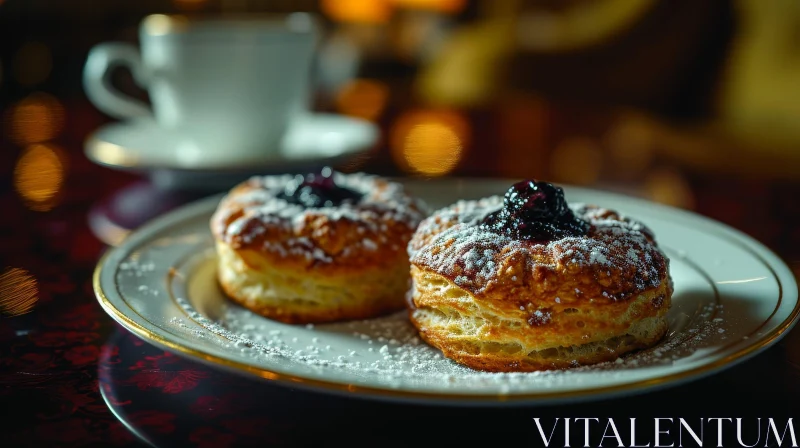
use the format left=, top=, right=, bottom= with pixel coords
left=390, top=110, right=469, bottom=176
left=335, top=79, right=389, bottom=121
left=0, top=268, right=38, bottom=317
left=13, top=42, right=52, bottom=86
left=549, top=137, right=603, bottom=185
left=14, top=143, right=67, bottom=212
left=6, top=92, right=65, bottom=145
left=321, top=0, right=392, bottom=23
left=401, top=123, right=462, bottom=174
left=645, top=167, right=695, bottom=209
left=391, top=0, right=466, bottom=13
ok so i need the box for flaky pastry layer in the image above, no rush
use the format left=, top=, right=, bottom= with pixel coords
left=217, top=242, right=409, bottom=324
left=408, top=267, right=670, bottom=371
left=407, top=196, right=673, bottom=371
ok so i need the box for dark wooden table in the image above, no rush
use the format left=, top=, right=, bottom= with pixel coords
left=1, top=98, right=799, bottom=448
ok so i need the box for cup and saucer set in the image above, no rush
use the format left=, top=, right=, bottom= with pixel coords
left=83, top=13, right=377, bottom=245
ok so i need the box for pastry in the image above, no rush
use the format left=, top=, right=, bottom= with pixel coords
left=407, top=179, right=672, bottom=371
left=211, top=168, right=427, bottom=324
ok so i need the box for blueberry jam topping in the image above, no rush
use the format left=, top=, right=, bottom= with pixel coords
left=277, top=167, right=363, bottom=208
left=481, top=179, right=589, bottom=241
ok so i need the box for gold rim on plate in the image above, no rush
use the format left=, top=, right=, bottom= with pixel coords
left=92, top=185, right=800, bottom=404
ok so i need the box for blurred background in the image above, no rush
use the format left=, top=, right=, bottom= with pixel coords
left=1, top=3, right=800, bottom=444
left=1, top=0, right=800, bottom=299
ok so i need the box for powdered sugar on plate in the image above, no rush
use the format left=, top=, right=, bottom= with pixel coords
left=115, top=199, right=727, bottom=394
left=167, top=293, right=724, bottom=393
left=102, top=179, right=791, bottom=400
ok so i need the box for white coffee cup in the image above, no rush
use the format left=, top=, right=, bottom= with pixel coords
left=84, top=13, right=319, bottom=159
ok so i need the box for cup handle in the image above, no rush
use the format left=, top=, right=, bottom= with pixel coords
left=83, top=42, right=152, bottom=120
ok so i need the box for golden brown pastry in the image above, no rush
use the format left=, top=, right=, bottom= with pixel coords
left=211, top=169, right=427, bottom=324
left=407, top=179, right=672, bottom=372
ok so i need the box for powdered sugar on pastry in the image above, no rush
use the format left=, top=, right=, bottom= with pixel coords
left=212, top=172, right=428, bottom=266
left=409, top=196, right=667, bottom=301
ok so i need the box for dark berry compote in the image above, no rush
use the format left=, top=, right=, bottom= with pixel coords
left=278, top=167, right=363, bottom=208
left=481, top=179, right=589, bottom=242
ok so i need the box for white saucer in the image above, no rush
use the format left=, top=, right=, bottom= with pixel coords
left=85, top=113, right=379, bottom=172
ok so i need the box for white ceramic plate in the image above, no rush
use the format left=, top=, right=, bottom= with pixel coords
left=94, top=178, right=799, bottom=405
left=85, top=113, right=378, bottom=172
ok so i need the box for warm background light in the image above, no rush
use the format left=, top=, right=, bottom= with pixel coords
left=549, top=137, right=603, bottom=185
left=390, top=109, right=469, bottom=176
left=7, top=92, right=65, bottom=145
left=335, top=79, right=389, bottom=121
left=391, top=0, right=466, bottom=13
left=0, top=268, right=39, bottom=317
left=321, top=0, right=392, bottom=23
left=645, top=167, right=695, bottom=209
left=13, top=41, right=52, bottom=86
left=402, top=122, right=461, bottom=175
left=13, top=143, right=67, bottom=212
